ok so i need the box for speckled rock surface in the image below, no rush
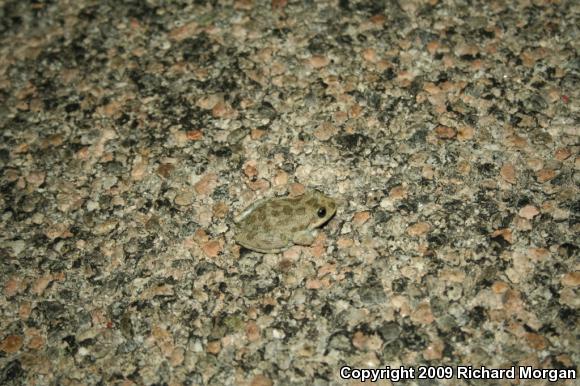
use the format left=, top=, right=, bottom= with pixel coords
left=0, top=1, right=578, bottom=385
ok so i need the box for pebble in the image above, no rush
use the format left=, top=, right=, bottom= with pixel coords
left=352, top=211, right=371, bottom=226
left=313, top=122, right=337, bottom=141
left=434, top=125, right=456, bottom=139
left=193, top=173, right=219, bottom=196
left=93, top=219, right=118, bottom=235
left=308, top=55, right=329, bottom=68
left=536, top=168, right=556, bottom=182
left=1, top=1, right=577, bottom=384
left=0, top=335, right=23, bottom=353
left=554, top=147, right=572, bottom=161
left=407, top=222, right=431, bottom=236
left=389, top=185, right=408, bottom=200
left=518, top=205, right=540, bottom=220
left=212, top=101, right=238, bottom=119
left=500, top=164, right=517, bottom=184
left=201, top=239, right=223, bottom=258
left=206, top=340, right=221, bottom=355
left=245, top=321, right=260, bottom=342
left=174, top=192, right=194, bottom=206
left=457, top=126, right=475, bottom=141
left=561, top=272, right=580, bottom=287
left=250, top=375, right=273, bottom=386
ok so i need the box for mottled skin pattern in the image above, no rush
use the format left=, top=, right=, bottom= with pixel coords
left=234, top=191, right=337, bottom=253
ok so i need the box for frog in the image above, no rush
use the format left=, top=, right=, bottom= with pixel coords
left=234, top=190, right=337, bottom=253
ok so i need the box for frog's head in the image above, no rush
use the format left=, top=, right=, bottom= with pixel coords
left=306, top=190, right=337, bottom=228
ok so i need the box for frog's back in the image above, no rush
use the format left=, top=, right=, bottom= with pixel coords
left=234, top=203, right=292, bottom=252
left=234, top=196, right=309, bottom=252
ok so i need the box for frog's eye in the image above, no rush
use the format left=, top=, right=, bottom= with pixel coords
left=317, top=207, right=327, bottom=218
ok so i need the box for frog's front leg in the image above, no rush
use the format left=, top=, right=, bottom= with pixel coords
left=292, top=230, right=318, bottom=246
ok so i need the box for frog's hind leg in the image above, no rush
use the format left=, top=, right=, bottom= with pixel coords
left=248, top=231, right=291, bottom=253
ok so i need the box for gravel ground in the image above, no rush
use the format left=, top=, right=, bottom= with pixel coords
left=0, top=1, right=578, bottom=385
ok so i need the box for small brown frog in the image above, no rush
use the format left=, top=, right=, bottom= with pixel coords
left=234, top=191, right=337, bottom=253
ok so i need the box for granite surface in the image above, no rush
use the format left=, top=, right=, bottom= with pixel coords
left=0, top=1, right=578, bottom=385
